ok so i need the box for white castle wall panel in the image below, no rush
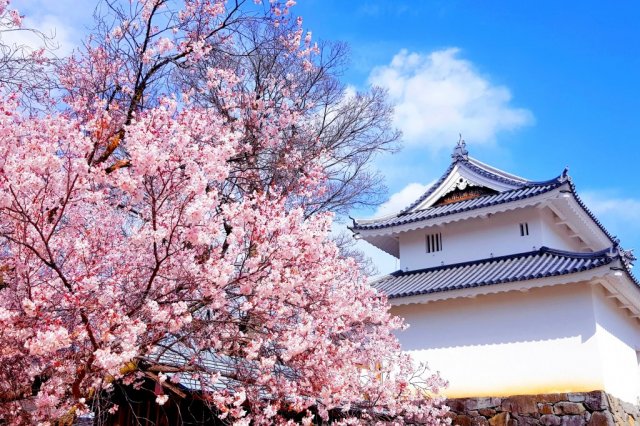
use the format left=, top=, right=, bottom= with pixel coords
left=392, top=283, right=616, bottom=400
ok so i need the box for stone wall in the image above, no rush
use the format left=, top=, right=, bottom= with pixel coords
left=445, top=391, right=639, bottom=425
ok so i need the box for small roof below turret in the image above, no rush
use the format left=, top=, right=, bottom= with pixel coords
left=372, top=246, right=629, bottom=300
left=370, top=245, right=640, bottom=320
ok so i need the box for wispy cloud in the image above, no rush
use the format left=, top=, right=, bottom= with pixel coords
left=10, top=0, right=92, bottom=54
left=368, top=48, right=534, bottom=149
left=373, top=181, right=433, bottom=218
left=2, top=14, right=76, bottom=56
left=580, top=191, right=640, bottom=247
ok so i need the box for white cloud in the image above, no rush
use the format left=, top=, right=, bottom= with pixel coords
left=368, top=48, right=534, bottom=149
left=580, top=191, right=640, bottom=247
left=373, top=181, right=433, bottom=218
left=343, top=84, right=357, bottom=99
left=8, top=0, right=91, bottom=55
left=581, top=192, right=640, bottom=223
left=1, top=14, right=76, bottom=56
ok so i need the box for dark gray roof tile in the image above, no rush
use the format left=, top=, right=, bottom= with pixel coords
left=373, top=247, right=617, bottom=299
left=354, top=181, right=563, bottom=231
left=398, top=156, right=559, bottom=215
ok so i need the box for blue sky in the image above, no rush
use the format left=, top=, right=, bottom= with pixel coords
left=294, top=0, right=640, bottom=272
left=12, top=0, right=640, bottom=273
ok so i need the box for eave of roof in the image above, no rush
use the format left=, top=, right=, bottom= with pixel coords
left=567, top=180, right=618, bottom=246
left=353, top=178, right=565, bottom=231
left=352, top=143, right=571, bottom=230
left=351, top=154, right=620, bottom=245
left=397, top=155, right=559, bottom=216
left=351, top=142, right=631, bottom=269
left=372, top=246, right=636, bottom=300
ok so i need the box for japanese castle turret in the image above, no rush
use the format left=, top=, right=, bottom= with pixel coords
left=352, top=141, right=640, bottom=407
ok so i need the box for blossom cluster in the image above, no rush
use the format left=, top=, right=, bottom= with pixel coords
left=0, top=1, right=449, bottom=424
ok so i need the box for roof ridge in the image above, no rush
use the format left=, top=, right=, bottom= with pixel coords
left=372, top=246, right=629, bottom=300
left=539, top=246, right=613, bottom=258
left=398, top=157, right=563, bottom=216
left=567, top=180, right=618, bottom=246
left=399, top=162, right=456, bottom=214
left=466, top=157, right=529, bottom=182
left=353, top=180, right=565, bottom=231
left=464, top=157, right=530, bottom=186
left=404, top=178, right=563, bottom=215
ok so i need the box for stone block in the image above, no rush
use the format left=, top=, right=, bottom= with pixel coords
left=539, top=393, right=569, bottom=404
left=584, top=391, right=609, bottom=411
left=540, top=414, right=562, bottom=426
left=448, top=399, right=466, bottom=412
left=454, top=414, right=474, bottom=426
left=502, top=396, right=539, bottom=415
left=607, top=394, right=640, bottom=424
left=447, top=391, right=637, bottom=426
left=489, top=412, right=510, bottom=426
left=477, top=397, right=499, bottom=410
left=513, top=415, right=539, bottom=425
left=464, top=399, right=480, bottom=411
left=587, top=411, right=615, bottom=426
left=538, top=403, right=554, bottom=415
left=459, top=397, right=500, bottom=411
left=567, top=393, right=586, bottom=403
left=610, top=411, right=627, bottom=426
left=560, top=415, right=586, bottom=426
left=471, top=416, right=490, bottom=426
left=554, top=402, right=586, bottom=415
left=479, top=408, right=497, bottom=417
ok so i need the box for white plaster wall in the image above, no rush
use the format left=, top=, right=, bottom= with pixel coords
left=398, top=207, right=581, bottom=271
left=591, top=285, right=640, bottom=404
left=539, top=208, right=585, bottom=252
left=392, top=283, right=605, bottom=398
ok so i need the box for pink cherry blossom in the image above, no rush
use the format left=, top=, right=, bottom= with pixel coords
left=0, top=1, right=448, bottom=425
left=8, top=9, right=20, bottom=27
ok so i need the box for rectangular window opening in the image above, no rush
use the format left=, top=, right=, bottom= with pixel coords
left=426, top=233, right=442, bottom=253
left=520, top=222, right=529, bottom=236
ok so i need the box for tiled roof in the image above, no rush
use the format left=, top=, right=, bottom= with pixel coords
left=398, top=156, right=548, bottom=215
left=463, top=157, right=531, bottom=186
left=150, top=343, right=242, bottom=392
left=399, top=162, right=457, bottom=214
left=147, top=342, right=296, bottom=393
left=568, top=180, right=618, bottom=245
left=352, top=150, right=571, bottom=231
left=354, top=179, right=564, bottom=231
left=373, top=247, right=618, bottom=299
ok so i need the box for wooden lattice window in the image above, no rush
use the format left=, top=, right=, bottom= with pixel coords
left=426, top=233, right=442, bottom=253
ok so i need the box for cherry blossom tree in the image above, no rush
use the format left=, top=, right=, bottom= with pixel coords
left=62, top=0, right=399, bottom=216
left=0, top=1, right=448, bottom=424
